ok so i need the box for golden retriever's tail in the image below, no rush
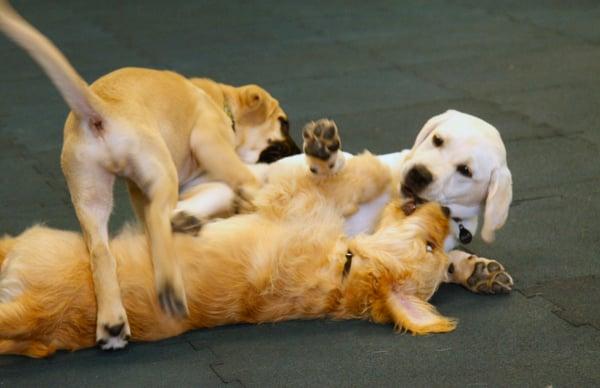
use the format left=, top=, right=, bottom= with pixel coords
left=0, top=1, right=104, bottom=125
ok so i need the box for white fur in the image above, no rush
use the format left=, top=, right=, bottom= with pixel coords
left=99, top=336, right=128, bottom=350
left=175, top=182, right=235, bottom=219
left=0, top=253, right=23, bottom=303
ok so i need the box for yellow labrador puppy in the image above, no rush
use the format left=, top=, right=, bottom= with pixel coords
left=0, top=153, right=454, bottom=358
left=0, top=2, right=299, bottom=349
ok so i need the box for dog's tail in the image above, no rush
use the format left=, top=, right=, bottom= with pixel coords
left=0, top=1, right=104, bottom=126
left=0, top=235, right=15, bottom=271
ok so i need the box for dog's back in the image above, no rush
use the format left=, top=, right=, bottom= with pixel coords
left=0, top=235, right=15, bottom=271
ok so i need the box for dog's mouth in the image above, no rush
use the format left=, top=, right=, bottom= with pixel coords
left=400, top=184, right=426, bottom=204
left=257, top=137, right=301, bottom=164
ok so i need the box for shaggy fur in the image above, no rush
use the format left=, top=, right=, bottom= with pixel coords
left=0, top=154, right=455, bottom=358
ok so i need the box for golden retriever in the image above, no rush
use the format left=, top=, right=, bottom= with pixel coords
left=0, top=153, right=455, bottom=358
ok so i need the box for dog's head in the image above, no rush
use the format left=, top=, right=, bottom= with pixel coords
left=338, top=201, right=456, bottom=334
left=190, top=78, right=301, bottom=164
left=231, top=84, right=301, bottom=164
left=400, top=110, right=512, bottom=243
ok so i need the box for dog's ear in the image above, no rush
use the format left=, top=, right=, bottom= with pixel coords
left=481, top=165, right=512, bottom=243
left=239, top=85, right=267, bottom=112
left=386, top=286, right=457, bottom=334
left=413, top=110, right=455, bottom=148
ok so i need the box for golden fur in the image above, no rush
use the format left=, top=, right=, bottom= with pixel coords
left=0, top=154, right=455, bottom=358
left=0, top=1, right=298, bottom=347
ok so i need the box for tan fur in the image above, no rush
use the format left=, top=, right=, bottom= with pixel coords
left=0, top=1, right=296, bottom=346
left=0, top=154, right=455, bottom=358
left=0, top=235, right=15, bottom=270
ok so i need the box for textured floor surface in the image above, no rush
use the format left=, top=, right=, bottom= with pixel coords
left=1, top=0, right=599, bottom=386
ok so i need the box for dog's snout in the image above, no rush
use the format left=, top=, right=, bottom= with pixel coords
left=405, top=164, right=433, bottom=192
left=257, top=137, right=301, bottom=164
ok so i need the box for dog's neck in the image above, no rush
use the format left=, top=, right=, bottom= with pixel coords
left=190, top=79, right=239, bottom=134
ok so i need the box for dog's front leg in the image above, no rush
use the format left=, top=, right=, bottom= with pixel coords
left=64, top=162, right=130, bottom=349
left=190, top=124, right=260, bottom=195
left=446, top=250, right=514, bottom=294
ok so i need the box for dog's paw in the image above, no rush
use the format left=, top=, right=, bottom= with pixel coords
left=233, top=184, right=258, bottom=214
left=96, top=312, right=131, bottom=350
left=302, top=119, right=345, bottom=176
left=157, top=273, right=189, bottom=318
left=171, top=211, right=204, bottom=235
left=454, top=256, right=513, bottom=294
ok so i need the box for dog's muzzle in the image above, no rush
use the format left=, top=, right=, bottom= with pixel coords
left=257, top=136, right=301, bottom=164
left=403, top=164, right=433, bottom=193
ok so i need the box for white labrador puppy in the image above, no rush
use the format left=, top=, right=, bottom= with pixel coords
left=173, top=110, right=514, bottom=294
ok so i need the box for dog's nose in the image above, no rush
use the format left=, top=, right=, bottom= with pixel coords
left=404, top=164, right=433, bottom=192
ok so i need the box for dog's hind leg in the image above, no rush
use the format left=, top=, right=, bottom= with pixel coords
left=128, top=142, right=188, bottom=319
left=0, top=339, right=56, bottom=358
left=62, top=159, right=131, bottom=350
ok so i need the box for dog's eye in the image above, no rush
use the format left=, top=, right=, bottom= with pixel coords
left=426, top=242, right=435, bottom=252
left=432, top=134, right=443, bottom=147
left=457, top=164, right=472, bottom=178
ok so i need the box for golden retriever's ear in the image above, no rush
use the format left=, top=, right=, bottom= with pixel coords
left=386, top=287, right=457, bottom=335
left=413, top=110, right=455, bottom=148
left=240, top=85, right=266, bottom=112
left=481, top=165, right=512, bottom=243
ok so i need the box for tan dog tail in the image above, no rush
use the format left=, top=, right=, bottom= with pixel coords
left=0, top=1, right=104, bottom=124
left=0, top=234, right=15, bottom=270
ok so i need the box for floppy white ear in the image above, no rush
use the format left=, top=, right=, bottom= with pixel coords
left=386, top=288, right=457, bottom=335
left=412, top=110, right=455, bottom=148
left=481, top=165, right=513, bottom=243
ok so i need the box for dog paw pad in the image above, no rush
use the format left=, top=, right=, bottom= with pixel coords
left=302, top=119, right=344, bottom=175
left=465, top=258, right=513, bottom=294
left=303, top=119, right=340, bottom=160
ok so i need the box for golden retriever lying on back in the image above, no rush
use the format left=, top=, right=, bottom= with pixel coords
left=0, top=153, right=455, bottom=358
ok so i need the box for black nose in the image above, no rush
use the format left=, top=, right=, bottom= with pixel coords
left=404, top=164, right=433, bottom=193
